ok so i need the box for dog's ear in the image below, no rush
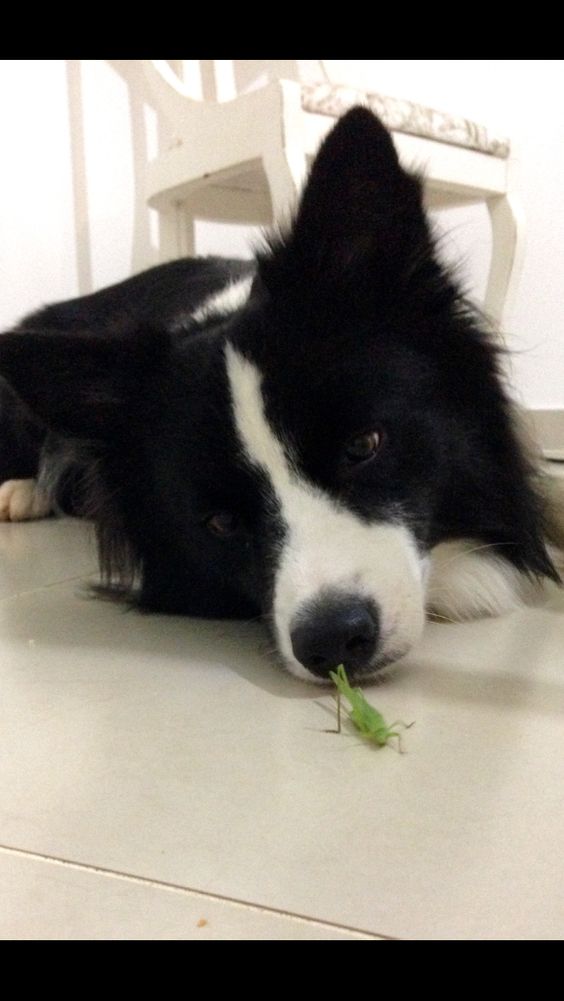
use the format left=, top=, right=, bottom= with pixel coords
left=259, top=106, right=430, bottom=318
left=0, top=327, right=169, bottom=439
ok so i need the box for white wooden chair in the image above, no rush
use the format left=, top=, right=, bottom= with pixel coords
left=142, top=60, right=524, bottom=333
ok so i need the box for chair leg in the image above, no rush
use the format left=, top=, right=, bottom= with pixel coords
left=157, top=207, right=181, bottom=262
left=157, top=204, right=196, bottom=262
left=263, top=147, right=309, bottom=227
left=177, top=204, right=197, bottom=258
left=483, top=192, right=526, bottom=336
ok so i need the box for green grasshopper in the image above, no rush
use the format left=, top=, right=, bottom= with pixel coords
left=328, top=664, right=414, bottom=753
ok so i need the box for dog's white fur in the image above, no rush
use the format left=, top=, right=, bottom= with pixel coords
left=426, top=539, right=543, bottom=620
left=192, top=276, right=254, bottom=324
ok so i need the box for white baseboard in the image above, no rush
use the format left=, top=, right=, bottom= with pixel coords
left=525, top=410, right=564, bottom=461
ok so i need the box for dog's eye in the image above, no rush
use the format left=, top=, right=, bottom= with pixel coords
left=206, top=511, right=240, bottom=537
left=344, top=430, right=382, bottom=465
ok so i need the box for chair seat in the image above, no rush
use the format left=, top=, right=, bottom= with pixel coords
left=143, top=66, right=521, bottom=336
left=300, top=82, right=510, bottom=159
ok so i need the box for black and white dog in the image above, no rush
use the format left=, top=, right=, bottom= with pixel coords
left=0, top=108, right=562, bottom=682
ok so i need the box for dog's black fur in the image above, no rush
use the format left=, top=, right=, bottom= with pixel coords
left=0, top=108, right=560, bottom=679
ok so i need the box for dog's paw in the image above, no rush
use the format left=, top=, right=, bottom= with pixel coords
left=0, top=479, right=52, bottom=521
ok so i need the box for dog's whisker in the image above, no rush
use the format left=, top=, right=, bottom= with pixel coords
left=426, top=610, right=460, bottom=624
left=430, top=541, right=516, bottom=575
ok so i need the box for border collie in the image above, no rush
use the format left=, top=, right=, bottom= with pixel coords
left=0, top=107, right=562, bottom=683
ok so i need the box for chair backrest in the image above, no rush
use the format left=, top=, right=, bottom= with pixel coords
left=142, top=59, right=327, bottom=123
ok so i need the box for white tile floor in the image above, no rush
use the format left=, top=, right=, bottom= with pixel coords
left=1, top=488, right=564, bottom=939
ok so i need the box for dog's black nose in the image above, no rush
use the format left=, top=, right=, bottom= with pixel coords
left=290, top=596, right=379, bottom=678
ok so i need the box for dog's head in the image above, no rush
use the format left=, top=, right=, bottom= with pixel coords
left=0, top=108, right=557, bottom=682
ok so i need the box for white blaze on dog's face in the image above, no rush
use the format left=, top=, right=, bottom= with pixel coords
left=225, top=342, right=427, bottom=683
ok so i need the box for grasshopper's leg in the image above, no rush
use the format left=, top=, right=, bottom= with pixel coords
left=389, top=720, right=415, bottom=730
left=386, top=730, right=407, bottom=754
left=323, top=692, right=342, bottom=734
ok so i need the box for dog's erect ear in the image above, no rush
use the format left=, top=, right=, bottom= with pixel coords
left=0, top=327, right=169, bottom=439
left=259, top=107, right=430, bottom=316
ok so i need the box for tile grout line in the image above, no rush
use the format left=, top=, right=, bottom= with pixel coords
left=0, top=842, right=396, bottom=940
left=0, top=572, right=97, bottom=605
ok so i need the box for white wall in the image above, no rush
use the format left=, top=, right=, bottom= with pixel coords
left=0, top=59, right=562, bottom=410
left=0, top=61, right=77, bottom=322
